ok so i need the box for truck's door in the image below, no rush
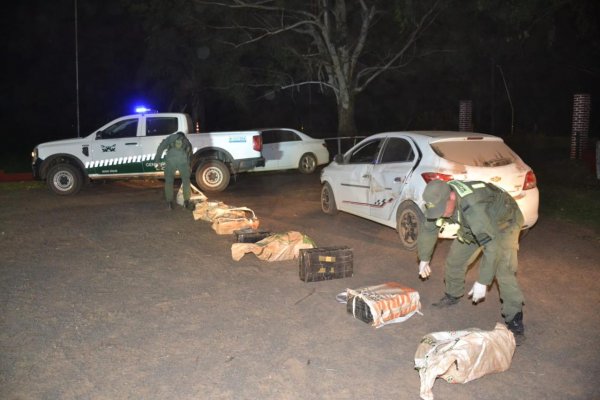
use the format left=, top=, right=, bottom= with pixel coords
left=89, top=117, right=144, bottom=176
left=140, top=115, right=181, bottom=173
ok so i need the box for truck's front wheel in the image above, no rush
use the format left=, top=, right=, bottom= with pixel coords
left=47, top=164, right=83, bottom=195
left=195, top=160, right=230, bottom=192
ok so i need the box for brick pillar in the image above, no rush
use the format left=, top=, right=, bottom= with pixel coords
left=570, top=93, right=591, bottom=159
left=459, top=100, right=473, bottom=132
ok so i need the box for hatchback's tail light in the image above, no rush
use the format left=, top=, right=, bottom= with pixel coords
left=253, top=135, right=263, bottom=151
left=523, top=170, right=537, bottom=190
left=421, top=172, right=454, bottom=183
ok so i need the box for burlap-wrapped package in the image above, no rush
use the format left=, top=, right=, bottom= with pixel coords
left=193, top=201, right=247, bottom=222
left=231, top=231, right=316, bottom=261
left=414, top=323, right=516, bottom=400
left=211, top=208, right=260, bottom=235
left=176, top=183, right=207, bottom=207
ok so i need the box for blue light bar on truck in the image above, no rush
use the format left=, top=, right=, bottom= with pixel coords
left=135, top=106, right=156, bottom=114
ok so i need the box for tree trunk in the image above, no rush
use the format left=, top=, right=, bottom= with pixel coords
left=337, top=98, right=357, bottom=137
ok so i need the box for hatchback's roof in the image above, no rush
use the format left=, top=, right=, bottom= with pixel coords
left=376, top=131, right=500, bottom=140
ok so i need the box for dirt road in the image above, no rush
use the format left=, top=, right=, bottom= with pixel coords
left=1, top=171, right=599, bottom=400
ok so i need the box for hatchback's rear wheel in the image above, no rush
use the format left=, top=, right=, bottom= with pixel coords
left=321, top=182, right=338, bottom=215
left=396, top=202, right=424, bottom=251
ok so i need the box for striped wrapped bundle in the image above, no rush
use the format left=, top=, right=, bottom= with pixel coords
left=346, top=282, right=421, bottom=328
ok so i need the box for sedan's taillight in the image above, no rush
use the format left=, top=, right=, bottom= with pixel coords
left=523, top=170, right=537, bottom=190
left=253, top=135, right=263, bottom=151
left=421, top=172, right=454, bottom=183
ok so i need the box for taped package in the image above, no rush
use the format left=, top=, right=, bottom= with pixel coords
left=346, top=282, right=421, bottom=328
left=211, top=207, right=259, bottom=235
left=414, top=323, right=516, bottom=400
left=176, top=183, right=207, bottom=206
left=231, top=231, right=316, bottom=262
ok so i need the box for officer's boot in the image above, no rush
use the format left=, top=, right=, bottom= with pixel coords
left=184, top=200, right=194, bottom=211
left=167, top=201, right=174, bottom=210
left=506, top=311, right=525, bottom=346
left=432, top=293, right=461, bottom=308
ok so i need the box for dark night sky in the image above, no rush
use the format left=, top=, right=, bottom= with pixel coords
left=2, top=1, right=599, bottom=167
left=2, top=1, right=146, bottom=152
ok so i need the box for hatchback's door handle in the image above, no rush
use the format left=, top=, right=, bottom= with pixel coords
left=362, top=174, right=370, bottom=178
left=125, top=142, right=138, bottom=145
left=394, top=177, right=403, bottom=182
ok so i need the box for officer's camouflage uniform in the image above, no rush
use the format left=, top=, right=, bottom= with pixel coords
left=154, top=132, right=193, bottom=205
left=418, top=180, right=525, bottom=322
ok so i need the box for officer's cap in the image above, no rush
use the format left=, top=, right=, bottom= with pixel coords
left=423, top=180, right=451, bottom=219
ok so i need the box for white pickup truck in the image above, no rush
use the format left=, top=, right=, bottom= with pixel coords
left=32, top=111, right=264, bottom=195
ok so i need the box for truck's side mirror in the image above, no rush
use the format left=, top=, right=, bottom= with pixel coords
left=334, top=153, right=344, bottom=164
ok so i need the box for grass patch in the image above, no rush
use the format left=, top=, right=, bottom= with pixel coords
left=533, top=159, right=600, bottom=233
left=507, top=135, right=600, bottom=234
left=0, top=181, right=45, bottom=192
left=539, top=183, right=600, bottom=232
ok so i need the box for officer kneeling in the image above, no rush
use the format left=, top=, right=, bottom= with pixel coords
left=417, top=179, right=526, bottom=345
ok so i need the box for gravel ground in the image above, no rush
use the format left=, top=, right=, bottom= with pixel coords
left=1, top=171, right=599, bottom=400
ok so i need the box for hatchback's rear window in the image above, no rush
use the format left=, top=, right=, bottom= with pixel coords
left=430, top=140, right=518, bottom=167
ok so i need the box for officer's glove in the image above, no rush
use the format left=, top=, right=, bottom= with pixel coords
left=468, top=282, right=487, bottom=303
left=418, top=261, right=431, bottom=279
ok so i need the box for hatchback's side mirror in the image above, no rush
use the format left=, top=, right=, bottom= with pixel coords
left=334, top=153, right=344, bottom=164
left=95, top=131, right=103, bottom=139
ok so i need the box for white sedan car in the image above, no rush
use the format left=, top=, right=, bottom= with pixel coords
left=320, top=131, right=539, bottom=251
left=249, top=128, right=330, bottom=174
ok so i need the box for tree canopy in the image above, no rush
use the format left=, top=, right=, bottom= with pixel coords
left=4, top=0, right=598, bottom=154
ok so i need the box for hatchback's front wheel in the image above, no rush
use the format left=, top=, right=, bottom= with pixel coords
left=396, top=202, right=424, bottom=251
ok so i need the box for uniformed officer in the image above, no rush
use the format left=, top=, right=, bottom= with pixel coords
left=417, top=179, right=526, bottom=344
left=154, top=131, right=194, bottom=210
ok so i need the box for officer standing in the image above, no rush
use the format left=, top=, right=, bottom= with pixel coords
left=154, top=131, right=194, bottom=210
left=417, top=179, right=526, bottom=344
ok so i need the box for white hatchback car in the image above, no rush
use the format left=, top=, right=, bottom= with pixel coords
left=249, top=128, right=330, bottom=174
left=320, top=131, right=539, bottom=250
